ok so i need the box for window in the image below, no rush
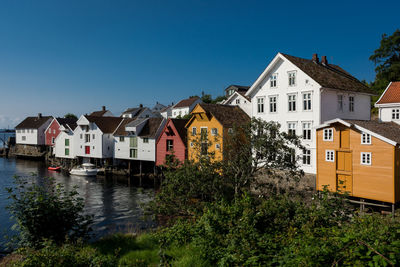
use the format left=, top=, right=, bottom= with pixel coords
left=143, top=138, right=149, bottom=143
left=119, top=136, right=125, bottom=142
left=130, top=137, right=137, bottom=147
left=22, top=129, right=25, bottom=133
left=257, top=97, right=265, bottom=113
left=92, top=134, right=95, bottom=140
left=269, top=96, right=277, bottom=113
left=192, top=127, right=197, bottom=136
left=337, top=95, right=343, bottom=111
left=190, top=142, right=193, bottom=147
left=130, top=148, right=137, bottom=158
left=85, top=134, right=90, bottom=143
left=85, top=146, right=90, bottom=154
left=201, top=128, right=208, bottom=140
left=303, top=93, right=312, bottom=111
left=65, top=139, right=70, bottom=146
left=31, top=129, right=34, bottom=133
left=53, top=129, right=56, bottom=134
left=349, top=96, right=354, bottom=112
left=201, top=142, right=208, bottom=156
left=228, top=128, right=233, bottom=134
left=216, top=143, right=221, bottom=149
left=65, top=148, right=70, bottom=156
left=270, top=74, right=277, bottom=88
left=80, top=134, right=83, bottom=139
left=302, top=149, right=311, bottom=165
left=22, top=136, right=26, bottom=141
left=325, top=150, right=334, bottom=162
left=236, top=99, right=240, bottom=104
left=288, top=94, right=296, bottom=112
left=302, top=122, right=312, bottom=140
left=323, top=128, right=333, bottom=141
left=392, top=109, right=400, bottom=120
left=361, top=152, right=371, bottom=165
left=51, top=137, right=55, bottom=144
left=288, top=71, right=296, bottom=86
left=166, top=140, right=173, bottom=151
left=211, top=128, right=218, bottom=136
left=287, top=122, right=296, bottom=136
left=361, top=133, right=371, bottom=144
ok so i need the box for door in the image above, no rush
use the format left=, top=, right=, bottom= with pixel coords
left=340, top=130, right=350, bottom=149
left=337, top=174, right=352, bottom=194
left=85, top=146, right=90, bottom=155
left=337, top=151, right=352, bottom=172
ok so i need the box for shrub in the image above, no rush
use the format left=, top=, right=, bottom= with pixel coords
left=6, top=175, right=93, bottom=248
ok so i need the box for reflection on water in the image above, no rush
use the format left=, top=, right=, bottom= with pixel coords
left=0, top=157, right=155, bottom=249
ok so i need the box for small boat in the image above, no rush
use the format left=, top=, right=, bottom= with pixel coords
left=48, top=166, right=61, bottom=171
left=70, top=163, right=98, bottom=176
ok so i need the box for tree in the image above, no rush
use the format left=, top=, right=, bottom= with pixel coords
left=64, top=113, right=78, bottom=120
left=6, top=175, right=93, bottom=248
left=370, top=29, right=400, bottom=94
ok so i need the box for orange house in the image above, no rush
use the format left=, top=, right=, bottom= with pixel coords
left=316, top=118, right=400, bottom=204
left=185, top=103, right=250, bottom=161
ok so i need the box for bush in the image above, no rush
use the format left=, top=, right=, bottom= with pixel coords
left=6, top=175, right=93, bottom=248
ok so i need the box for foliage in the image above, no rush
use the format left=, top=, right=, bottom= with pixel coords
left=13, top=240, right=117, bottom=267
left=370, top=29, right=400, bottom=94
left=5, top=175, right=93, bottom=248
left=64, top=113, right=78, bottom=120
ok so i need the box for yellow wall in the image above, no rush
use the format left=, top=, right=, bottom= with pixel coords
left=317, top=124, right=397, bottom=203
left=187, top=105, right=225, bottom=161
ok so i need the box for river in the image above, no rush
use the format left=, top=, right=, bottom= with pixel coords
left=0, top=157, right=155, bottom=250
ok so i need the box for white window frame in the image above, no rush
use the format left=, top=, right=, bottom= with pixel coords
left=288, top=94, right=297, bottom=112
left=192, top=127, right=197, bottom=136
left=392, top=109, right=400, bottom=120
left=325, top=150, right=335, bottom=162
left=337, top=94, right=343, bottom=112
left=257, top=97, right=265, bottom=114
left=361, top=152, right=372, bottom=165
left=302, top=122, right=312, bottom=141
left=302, top=149, right=311, bottom=165
left=269, top=95, right=277, bottom=113
left=287, top=122, right=297, bottom=136
left=270, top=73, right=277, bottom=88
left=235, top=99, right=240, bottom=104
left=211, top=128, right=218, bottom=136
left=215, top=143, right=221, bottom=149
left=361, top=132, right=371, bottom=145
left=302, top=92, right=312, bottom=111
left=349, top=95, right=354, bottom=112
left=323, top=128, right=333, bottom=141
left=288, top=71, right=296, bottom=86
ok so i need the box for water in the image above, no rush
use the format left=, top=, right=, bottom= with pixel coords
left=0, top=157, right=155, bottom=250
left=0, top=132, right=14, bottom=148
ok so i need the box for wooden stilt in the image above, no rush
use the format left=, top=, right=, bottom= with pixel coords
left=392, top=203, right=395, bottom=218
left=139, top=161, right=142, bottom=187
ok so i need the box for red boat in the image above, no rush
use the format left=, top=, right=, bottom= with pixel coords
left=48, top=166, right=61, bottom=171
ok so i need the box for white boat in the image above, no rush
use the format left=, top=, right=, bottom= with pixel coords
left=70, top=163, right=98, bottom=176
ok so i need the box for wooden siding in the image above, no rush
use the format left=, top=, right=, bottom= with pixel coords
left=45, top=120, right=61, bottom=146
left=317, top=124, right=398, bottom=203
left=156, top=120, right=186, bottom=166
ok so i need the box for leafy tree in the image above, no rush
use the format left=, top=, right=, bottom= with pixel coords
left=6, top=175, right=93, bottom=248
left=211, top=95, right=226, bottom=104
left=64, top=113, right=78, bottom=120
left=370, top=29, right=400, bottom=94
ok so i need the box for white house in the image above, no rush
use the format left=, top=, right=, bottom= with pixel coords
left=152, top=102, right=166, bottom=113
left=74, top=115, right=123, bottom=165
left=114, top=117, right=166, bottom=171
left=375, top=81, right=400, bottom=123
left=171, top=97, right=202, bottom=118
left=224, top=84, right=250, bottom=98
left=221, top=91, right=252, bottom=116
left=15, top=114, right=53, bottom=146
left=245, top=53, right=375, bottom=174
left=160, top=105, right=173, bottom=119
left=89, top=106, right=114, bottom=117
left=54, top=123, right=78, bottom=159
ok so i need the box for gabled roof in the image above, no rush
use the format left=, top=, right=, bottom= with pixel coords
left=15, top=115, right=53, bottom=129
left=160, top=105, right=172, bottom=113
left=55, top=117, right=77, bottom=131
left=153, top=102, right=166, bottom=111
left=170, top=119, right=189, bottom=145
left=89, top=110, right=109, bottom=117
left=225, top=84, right=250, bottom=93
left=85, top=116, right=123, bottom=134
left=173, top=97, right=201, bottom=108
left=138, top=118, right=164, bottom=138
left=113, top=118, right=136, bottom=136
left=121, top=107, right=144, bottom=117
left=191, top=103, right=250, bottom=128
left=317, top=118, right=400, bottom=146
left=375, top=82, right=400, bottom=105
left=224, top=91, right=251, bottom=104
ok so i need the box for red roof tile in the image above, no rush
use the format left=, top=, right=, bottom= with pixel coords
left=376, top=82, right=400, bottom=104
left=174, top=97, right=200, bottom=108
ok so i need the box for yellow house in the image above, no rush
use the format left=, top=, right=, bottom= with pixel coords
left=186, top=103, right=250, bottom=161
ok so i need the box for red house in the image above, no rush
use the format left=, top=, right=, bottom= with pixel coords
left=156, top=118, right=188, bottom=166
left=45, top=117, right=77, bottom=146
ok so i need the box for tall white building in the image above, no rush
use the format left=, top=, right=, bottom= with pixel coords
left=245, top=53, right=374, bottom=174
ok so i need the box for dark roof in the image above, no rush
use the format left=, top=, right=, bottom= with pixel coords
left=343, top=119, right=400, bottom=144
left=160, top=105, right=172, bottom=113
left=153, top=102, right=166, bottom=111
left=139, top=118, right=164, bottom=138
left=174, top=97, right=200, bottom=108
left=56, top=118, right=77, bottom=130
left=376, top=82, right=400, bottom=104
left=15, top=116, right=52, bottom=129
left=170, top=119, right=189, bottom=145
left=281, top=53, right=375, bottom=95
left=236, top=91, right=251, bottom=102
left=113, top=118, right=136, bottom=136
left=225, top=84, right=250, bottom=92
left=197, top=103, right=250, bottom=127
left=85, top=116, right=123, bottom=134
left=121, top=107, right=144, bottom=116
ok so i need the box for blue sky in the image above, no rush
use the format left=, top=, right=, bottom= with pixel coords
left=0, top=0, right=398, bottom=128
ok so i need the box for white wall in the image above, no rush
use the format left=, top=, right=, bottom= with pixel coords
left=114, top=136, right=156, bottom=162
left=172, top=107, right=190, bottom=118
left=74, top=123, right=109, bottom=159
left=15, top=118, right=52, bottom=145
left=379, top=106, right=400, bottom=123
left=225, top=93, right=252, bottom=116
left=54, top=131, right=76, bottom=159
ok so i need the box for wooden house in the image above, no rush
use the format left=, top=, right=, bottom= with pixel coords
left=45, top=117, right=77, bottom=147
left=156, top=118, right=189, bottom=166
left=375, top=81, right=400, bottom=122
left=316, top=118, right=400, bottom=204
left=186, top=103, right=250, bottom=161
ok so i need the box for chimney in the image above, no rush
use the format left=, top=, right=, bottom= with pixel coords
left=139, top=104, right=143, bottom=108
left=321, top=56, right=328, bottom=66
left=312, top=53, right=319, bottom=63
left=102, top=106, right=106, bottom=111
left=156, top=101, right=159, bottom=104
left=38, top=113, right=42, bottom=119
